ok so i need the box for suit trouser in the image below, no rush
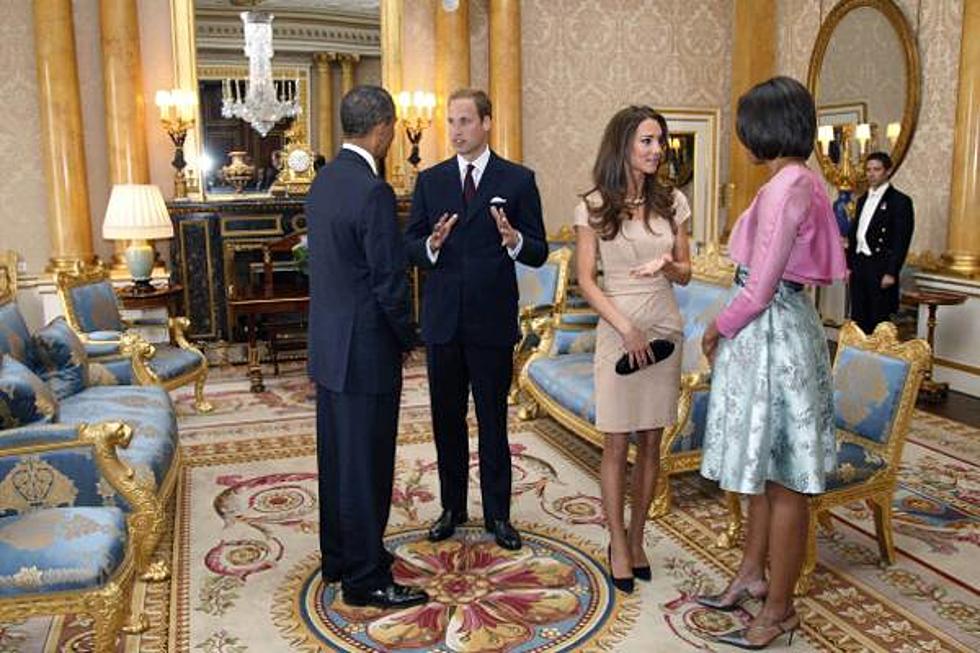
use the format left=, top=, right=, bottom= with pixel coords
left=427, top=341, right=513, bottom=523
left=849, top=254, right=899, bottom=335
left=316, top=383, right=399, bottom=593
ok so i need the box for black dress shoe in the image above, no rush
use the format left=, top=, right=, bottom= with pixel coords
left=428, top=509, right=468, bottom=542
left=343, top=582, right=430, bottom=609
left=485, top=519, right=522, bottom=550
left=322, top=569, right=341, bottom=583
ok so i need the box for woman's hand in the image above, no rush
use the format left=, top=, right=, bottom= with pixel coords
left=622, top=324, right=652, bottom=370
left=701, top=321, right=721, bottom=365
left=629, top=253, right=672, bottom=278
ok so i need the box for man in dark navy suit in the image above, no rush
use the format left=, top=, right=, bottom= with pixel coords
left=847, top=151, right=914, bottom=334
left=406, top=88, right=548, bottom=551
left=306, top=86, right=427, bottom=609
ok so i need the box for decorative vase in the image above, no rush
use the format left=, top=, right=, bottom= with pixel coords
left=222, top=151, right=255, bottom=194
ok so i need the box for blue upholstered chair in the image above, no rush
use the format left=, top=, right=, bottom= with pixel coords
left=0, top=421, right=155, bottom=652
left=0, top=253, right=177, bottom=584
left=722, top=321, right=930, bottom=595
left=510, top=247, right=572, bottom=402
left=55, top=261, right=212, bottom=413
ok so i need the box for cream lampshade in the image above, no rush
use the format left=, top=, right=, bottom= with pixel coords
left=102, top=184, right=174, bottom=291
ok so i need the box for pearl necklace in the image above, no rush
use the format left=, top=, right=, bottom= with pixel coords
left=624, top=196, right=646, bottom=207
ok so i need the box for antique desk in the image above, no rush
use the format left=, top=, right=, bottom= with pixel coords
left=227, top=282, right=309, bottom=392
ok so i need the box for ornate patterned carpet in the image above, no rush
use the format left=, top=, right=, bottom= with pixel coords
left=4, top=361, right=978, bottom=652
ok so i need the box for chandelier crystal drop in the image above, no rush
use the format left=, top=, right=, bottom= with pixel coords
left=221, top=12, right=300, bottom=137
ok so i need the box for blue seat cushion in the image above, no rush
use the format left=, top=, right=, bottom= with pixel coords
left=833, top=347, right=910, bottom=444
left=32, top=318, right=89, bottom=400
left=84, top=331, right=123, bottom=358
left=0, top=302, right=38, bottom=370
left=0, top=507, right=126, bottom=597
left=148, top=344, right=204, bottom=381
left=57, top=386, right=176, bottom=494
left=550, top=328, right=596, bottom=356
left=528, top=353, right=595, bottom=423
left=825, top=441, right=886, bottom=491
left=68, top=281, right=124, bottom=333
left=0, top=355, right=57, bottom=428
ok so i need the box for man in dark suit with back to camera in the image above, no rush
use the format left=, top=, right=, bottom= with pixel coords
left=406, top=88, right=548, bottom=551
left=306, top=85, right=428, bottom=609
left=847, top=151, right=914, bottom=334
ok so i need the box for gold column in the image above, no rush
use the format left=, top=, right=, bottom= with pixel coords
left=100, top=0, right=150, bottom=269
left=313, top=52, right=336, bottom=158
left=339, top=54, right=360, bottom=96
left=488, top=0, right=522, bottom=161
left=33, top=0, right=96, bottom=272
left=725, top=0, right=775, bottom=238
left=381, top=0, right=404, bottom=186
left=435, top=0, right=470, bottom=158
left=945, top=0, right=980, bottom=277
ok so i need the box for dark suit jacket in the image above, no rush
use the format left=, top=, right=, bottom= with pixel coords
left=405, top=152, right=548, bottom=347
left=305, top=148, right=415, bottom=394
left=847, top=184, right=914, bottom=277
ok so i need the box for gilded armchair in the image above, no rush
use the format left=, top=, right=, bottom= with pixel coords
left=724, top=322, right=930, bottom=595
left=55, top=261, right=212, bottom=412
left=0, top=422, right=156, bottom=652
left=511, top=247, right=572, bottom=403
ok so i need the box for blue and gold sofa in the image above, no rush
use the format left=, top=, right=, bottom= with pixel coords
left=517, top=244, right=736, bottom=518
left=0, top=253, right=178, bottom=582
left=55, top=261, right=212, bottom=413
left=0, top=421, right=155, bottom=651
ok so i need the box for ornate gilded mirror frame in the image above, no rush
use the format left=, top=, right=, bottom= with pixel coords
left=807, top=0, right=921, bottom=181
left=168, top=0, right=401, bottom=181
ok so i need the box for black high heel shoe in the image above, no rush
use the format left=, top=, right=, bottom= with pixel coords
left=606, top=545, right=634, bottom=594
left=632, top=564, right=652, bottom=581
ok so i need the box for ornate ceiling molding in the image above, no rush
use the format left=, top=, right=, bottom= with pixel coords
left=195, top=8, right=380, bottom=56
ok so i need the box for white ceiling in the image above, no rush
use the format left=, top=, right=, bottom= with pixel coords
left=196, top=1, right=378, bottom=16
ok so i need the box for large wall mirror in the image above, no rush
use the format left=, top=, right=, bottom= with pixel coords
left=174, top=0, right=383, bottom=198
left=807, top=0, right=920, bottom=184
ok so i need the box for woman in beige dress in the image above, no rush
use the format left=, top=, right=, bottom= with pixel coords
left=574, top=106, right=691, bottom=593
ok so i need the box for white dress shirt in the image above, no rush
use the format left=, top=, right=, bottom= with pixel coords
left=426, top=146, right=523, bottom=263
left=341, top=142, right=378, bottom=176
left=855, top=182, right=889, bottom=256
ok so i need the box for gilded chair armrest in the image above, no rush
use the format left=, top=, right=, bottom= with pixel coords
left=0, top=423, right=84, bottom=450
left=661, top=372, right=711, bottom=457
left=169, top=316, right=206, bottom=361
left=78, top=421, right=158, bottom=514
left=120, top=331, right=161, bottom=385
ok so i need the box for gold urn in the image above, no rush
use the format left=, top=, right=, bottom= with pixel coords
left=222, top=151, right=255, bottom=193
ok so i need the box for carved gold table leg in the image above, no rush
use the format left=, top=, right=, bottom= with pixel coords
left=246, top=314, right=265, bottom=393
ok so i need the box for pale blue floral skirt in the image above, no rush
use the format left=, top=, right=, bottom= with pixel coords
left=700, top=269, right=836, bottom=495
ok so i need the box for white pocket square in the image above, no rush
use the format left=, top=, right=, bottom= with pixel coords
left=490, top=196, right=507, bottom=205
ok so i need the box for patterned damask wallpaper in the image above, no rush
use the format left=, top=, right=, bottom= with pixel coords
left=520, top=0, right=733, bottom=233
left=777, top=0, right=963, bottom=254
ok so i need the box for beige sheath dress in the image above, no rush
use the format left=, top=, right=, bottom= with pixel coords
left=573, top=190, right=690, bottom=433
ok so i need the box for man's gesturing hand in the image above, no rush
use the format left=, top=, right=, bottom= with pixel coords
left=430, top=212, right=459, bottom=251
left=490, top=206, right=519, bottom=249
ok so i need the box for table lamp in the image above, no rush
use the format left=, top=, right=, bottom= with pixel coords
left=102, top=184, right=174, bottom=293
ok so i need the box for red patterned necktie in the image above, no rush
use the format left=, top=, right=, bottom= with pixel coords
left=463, top=163, right=477, bottom=205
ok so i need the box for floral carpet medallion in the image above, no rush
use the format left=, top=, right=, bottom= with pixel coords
left=275, top=526, right=629, bottom=652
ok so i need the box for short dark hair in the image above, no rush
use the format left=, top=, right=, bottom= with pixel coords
left=340, top=85, right=395, bottom=137
left=736, top=76, right=816, bottom=161
left=448, top=88, right=492, bottom=120
left=866, top=151, right=894, bottom=171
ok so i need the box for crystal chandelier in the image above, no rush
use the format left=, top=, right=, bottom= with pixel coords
left=221, top=12, right=300, bottom=137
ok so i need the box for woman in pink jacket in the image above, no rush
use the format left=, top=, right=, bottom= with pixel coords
left=697, top=77, right=847, bottom=649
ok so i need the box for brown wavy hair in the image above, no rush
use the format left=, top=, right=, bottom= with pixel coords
left=583, top=106, right=676, bottom=240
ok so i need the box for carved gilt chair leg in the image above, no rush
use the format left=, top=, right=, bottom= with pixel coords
left=193, top=373, right=213, bottom=413
left=90, top=580, right=139, bottom=652
left=715, top=491, right=743, bottom=549
left=795, top=509, right=819, bottom=596
left=517, top=397, right=540, bottom=421
left=648, top=472, right=671, bottom=519
left=870, top=491, right=897, bottom=565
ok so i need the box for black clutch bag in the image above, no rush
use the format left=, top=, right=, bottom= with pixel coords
left=615, top=339, right=675, bottom=375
